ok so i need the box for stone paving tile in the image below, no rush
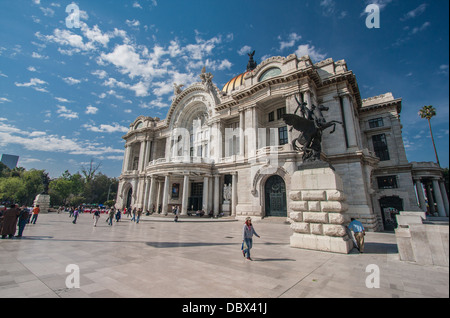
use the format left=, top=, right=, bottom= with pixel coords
left=0, top=213, right=448, bottom=298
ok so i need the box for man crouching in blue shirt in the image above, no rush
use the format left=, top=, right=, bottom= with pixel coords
left=348, top=218, right=365, bottom=253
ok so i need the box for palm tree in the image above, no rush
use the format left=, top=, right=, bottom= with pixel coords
left=419, top=105, right=440, bottom=167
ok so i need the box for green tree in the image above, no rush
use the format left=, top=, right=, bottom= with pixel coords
left=22, top=169, right=45, bottom=205
left=0, top=177, right=26, bottom=203
left=49, top=178, right=74, bottom=206
left=419, top=105, right=440, bottom=167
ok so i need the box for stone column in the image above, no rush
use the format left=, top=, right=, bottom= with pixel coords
left=136, top=178, right=145, bottom=209
left=239, top=110, right=245, bottom=157
left=214, top=175, right=220, bottom=216
left=425, top=182, right=436, bottom=214
left=208, top=176, right=213, bottom=212
left=342, top=95, right=357, bottom=148
left=142, top=177, right=150, bottom=211
left=181, top=174, right=189, bottom=216
left=232, top=172, right=237, bottom=216
left=122, top=145, right=131, bottom=172
left=414, top=178, right=427, bottom=212
left=147, top=176, right=156, bottom=212
left=304, top=90, right=312, bottom=109
left=138, top=141, right=146, bottom=172
left=438, top=180, right=449, bottom=216
left=253, top=106, right=258, bottom=151
left=202, top=176, right=209, bottom=212
left=432, top=178, right=446, bottom=217
left=156, top=181, right=162, bottom=212
left=162, top=175, right=170, bottom=215
left=143, top=139, right=151, bottom=169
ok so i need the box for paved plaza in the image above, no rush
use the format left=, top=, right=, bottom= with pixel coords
left=0, top=212, right=448, bottom=298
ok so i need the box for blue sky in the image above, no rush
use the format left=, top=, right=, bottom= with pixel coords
left=0, top=0, right=448, bottom=178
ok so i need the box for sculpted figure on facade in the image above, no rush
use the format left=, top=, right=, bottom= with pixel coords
left=173, top=83, right=184, bottom=96
left=199, top=67, right=214, bottom=90
left=223, top=183, right=232, bottom=201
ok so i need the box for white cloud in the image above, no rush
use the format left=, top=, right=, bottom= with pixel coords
left=83, top=122, right=129, bottom=133
left=102, top=77, right=150, bottom=97
left=279, top=33, right=302, bottom=51
left=85, top=105, right=99, bottom=115
left=56, top=105, right=79, bottom=119
left=185, top=35, right=222, bottom=60
left=32, top=52, right=48, bottom=59
left=295, top=44, right=326, bottom=62
left=40, top=7, right=55, bottom=17
left=217, top=59, right=232, bottom=70
left=92, top=70, right=108, bottom=79
left=36, top=23, right=110, bottom=55
left=82, top=24, right=110, bottom=47
left=401, top=3, right=427, bottom=21
left=15, top=78, right=48, bottom=92
left=55, top=97, right=73, bottom=103
left=126, top=19, right=140, bottom=28
left=168, top=40, right=182, bottom=57
left=28, top=66, right=37, bottom=72
left=0, top=97, right=11, bottom=103
left=63, top=77, right=82, bottom=85
left=411, top=22, right=430, bottom=34
left=238, top=45, right=252, bottom=56
left=0, top=120, right=124, bottom=156
left=100, top=44, right=154, bottom=79
left=132, top=2, right=143, bottom=9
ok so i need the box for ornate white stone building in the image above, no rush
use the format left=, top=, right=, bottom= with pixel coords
left=116, top=53, right=449, bottom=231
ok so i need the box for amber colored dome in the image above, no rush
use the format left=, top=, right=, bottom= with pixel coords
left=222, top=72, right=247, bottom=94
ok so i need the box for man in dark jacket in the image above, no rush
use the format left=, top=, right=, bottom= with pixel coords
left=0, top=204, right=20, bottom=239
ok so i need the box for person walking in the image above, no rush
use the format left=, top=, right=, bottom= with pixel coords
left=115, top=209, right=122, bottom=222
left=72, top=208, right=79, bottom=224
left=348, top=218, right=365, bottom=253
left=136, top=208, right=142, bottom=223
left=93, top=209, right=100, bottom=227
left=16, top=205, right=30, bottom=238
left=241, top=217, right=260, bottom=261
left=107, top=208, right=115, bottom=226
left=131, top=207, right=137, bottom=222
left=174, top=206, right=179, bottom=222
left=1, top=204, right=20, bottom=239
left=30, top=205, right=40, bottom=224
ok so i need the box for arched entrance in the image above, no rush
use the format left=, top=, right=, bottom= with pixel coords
left=379, top=196, right=403, bottom=231
left=264, top=175, right=287, bottom=217
left=126, top=188, right=133, bottom=209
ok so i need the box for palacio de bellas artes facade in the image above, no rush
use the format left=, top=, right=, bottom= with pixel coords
left=115, top=52, right=449, bottom=236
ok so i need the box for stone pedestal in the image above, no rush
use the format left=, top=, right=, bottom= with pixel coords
left=289, top=166, right=353, bottom=254
left=222, top=200, right=231, bottom=216
left=33, top=194, right=51, bottom=214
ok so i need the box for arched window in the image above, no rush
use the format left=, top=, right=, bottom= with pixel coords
left=259, top=67, right=282, bottom=82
